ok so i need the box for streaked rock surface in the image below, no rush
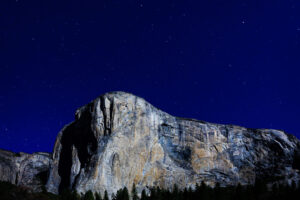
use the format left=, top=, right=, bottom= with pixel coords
left=43, top=91, right=300, bottom=196
left=0, top=149, right=51, bottom=192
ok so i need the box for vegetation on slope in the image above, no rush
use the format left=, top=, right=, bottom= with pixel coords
left=1, top=180, right=300, bottom=200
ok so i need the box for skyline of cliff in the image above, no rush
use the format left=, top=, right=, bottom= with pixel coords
left=1, top=91, right=299, bottom=198
left=1, top=0, right=300, bottom=154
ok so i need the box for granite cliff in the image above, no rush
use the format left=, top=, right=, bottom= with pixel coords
left=0, top=149, right=51, bottom=192
left=1, top=91, right=300, bottom=196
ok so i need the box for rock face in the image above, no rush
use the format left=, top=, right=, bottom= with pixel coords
left=43, top=91, right=300, bottom=196
left=1, top=91, right=299, bottom=195
left=0, top=149, right=51, bottom=192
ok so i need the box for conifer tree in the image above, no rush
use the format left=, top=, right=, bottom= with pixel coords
left=141, top=189, right=147, bottom=200
left=183, top=188, right=189, bottom=200
left=111, top=193, right=116, bottom=200
left=234, top=183, right=243, bottom=200
left=131, top=183, right=139, bottom=200
left=172, top=184, right=179, bottom=200
left=71, top=190, right=81, bottom=200
left=83, top=190, right=95, bottom=200
left=199, top=181, right=209, bottom=200
left=122, top=187, right=130, bottom=200
left=214, top=182, right=221, bottom=200
left=95, top=192, right=102, bottom=200
left=104, top=190, right=109, bottom=200
left=115, top=189, right=123, bottom=200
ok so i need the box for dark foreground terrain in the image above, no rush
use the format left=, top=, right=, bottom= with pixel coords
left=1, top=180, right=300, bottom=200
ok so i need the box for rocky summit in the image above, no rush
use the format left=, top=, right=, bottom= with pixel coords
left=1, top=92, right=300, bottom=196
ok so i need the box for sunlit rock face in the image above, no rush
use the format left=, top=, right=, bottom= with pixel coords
left=45, top=91, right=300, bottom=196
left=0, top=149, right=51, bottom=192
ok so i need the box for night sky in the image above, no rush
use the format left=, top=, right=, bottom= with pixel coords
left=1, top=0, right=300, bottom=153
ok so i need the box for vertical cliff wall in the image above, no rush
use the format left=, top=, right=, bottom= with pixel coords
left=43, top=92, right=300, bottom=196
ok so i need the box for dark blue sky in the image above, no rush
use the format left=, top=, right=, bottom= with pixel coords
left=1, top=0, right=300, bottom=153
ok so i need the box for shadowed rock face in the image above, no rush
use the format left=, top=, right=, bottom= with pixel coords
left=43, top=91, right=300, bottom=196
left=0, top=149, right=51, bottom=192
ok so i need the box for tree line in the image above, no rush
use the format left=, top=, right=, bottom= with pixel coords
left=1, top=180, right=300, bottom=200
left=61, top=180, right=300, bottom=200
